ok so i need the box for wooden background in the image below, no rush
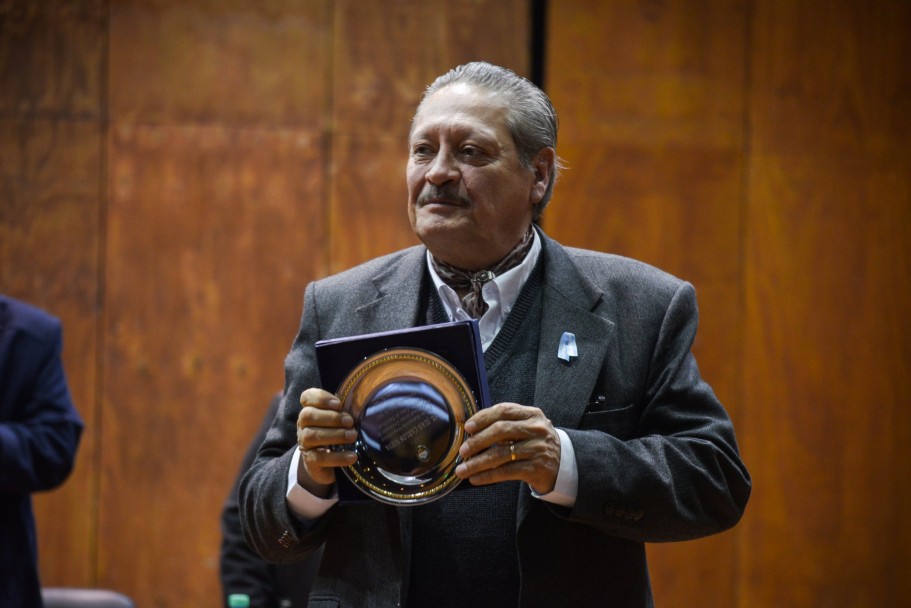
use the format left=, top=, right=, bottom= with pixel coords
left=1, top=0, right=908, bottom=606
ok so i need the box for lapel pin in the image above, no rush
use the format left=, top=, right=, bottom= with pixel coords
left=558, top=331, right=578, bottom=363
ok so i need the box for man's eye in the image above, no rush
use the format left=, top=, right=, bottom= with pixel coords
left=412, top=145, right=433, bottom=157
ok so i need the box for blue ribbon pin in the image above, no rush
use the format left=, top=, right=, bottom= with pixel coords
left=558, top=331, right=578, bottom=363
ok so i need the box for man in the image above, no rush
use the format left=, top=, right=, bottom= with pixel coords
left=240, top=62, right=751, bottom=607
left=1, top=295, right=84, bottom=607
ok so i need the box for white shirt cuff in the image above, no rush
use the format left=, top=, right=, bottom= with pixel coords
left=530, top=428, right=578, bottom=507
left=286, top=447, right=338, bottom=520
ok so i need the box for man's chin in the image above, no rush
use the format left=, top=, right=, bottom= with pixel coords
left=415, top=222, right=472, bottom=255
left=414, top=211, right=469, bottom=235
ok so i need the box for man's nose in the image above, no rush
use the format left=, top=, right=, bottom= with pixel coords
left=425, top=150, right=459, bottom=185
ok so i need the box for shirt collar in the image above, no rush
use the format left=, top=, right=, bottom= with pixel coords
left=426, top=228, right=542, bottom=349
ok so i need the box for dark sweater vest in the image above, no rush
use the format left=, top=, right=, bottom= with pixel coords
left=406, top=264, right=544, bottom=608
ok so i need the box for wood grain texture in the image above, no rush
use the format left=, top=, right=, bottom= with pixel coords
left=546, top=0, right=747, bottom=149
left=742, top=2, right=911, bottom=603
left=101, top=122, right=325, bottom=604
left=0, top=0, right=104, bottom=119
left=550, top=1, right=911, bottom=605
left=109, top=0, right=332, bottom=128
left=750, top=0, right=911, bottom=161
left=742, top=156, right=911, bottom=607
left=98, top=3, right=333, bottom=602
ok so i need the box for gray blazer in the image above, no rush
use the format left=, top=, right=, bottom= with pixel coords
left=239, top=231, right=751, bottom=608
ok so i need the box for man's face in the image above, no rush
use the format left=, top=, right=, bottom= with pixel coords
left=406, top=83, right=550, bottom=270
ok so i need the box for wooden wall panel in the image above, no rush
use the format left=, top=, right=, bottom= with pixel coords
left=108, top=0, right=332, bottom=129
left=546, top=2, right=748, bottom=606
left=0, top=0, right=104, bottom=119
left=750, top=1, right=911, bottom=160
left=743, top=158, right=911, bottom=607
left=742, top=1, right=911, bottom=606
left=0, top=0, right=104, bottom=589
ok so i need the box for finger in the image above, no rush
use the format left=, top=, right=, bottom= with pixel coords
left=464, top=402, right=532, bottom=434
left=297, top=424, right=358, bottom=450
left=300, top=444, right=358, bottom=487
left=299, top=405, right=354, bottom=430
left=301, top=445, right=358, bottom=468
left=455, top=443, right=527, bottom=486
left=300, top=387, right=344, bottom=411
left=459, top=417, right=538, bottom=459
left=455, top=440, right=519, bottom=478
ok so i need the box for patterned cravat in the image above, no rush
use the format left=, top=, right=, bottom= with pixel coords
left=430, top=227, right=535, bottom=319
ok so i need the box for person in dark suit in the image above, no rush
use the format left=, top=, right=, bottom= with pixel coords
left=220, top=392, right=320, bottom=608
left=239, top=62, right=751, bottom=607
left=0, top=295, right=84, bottom=607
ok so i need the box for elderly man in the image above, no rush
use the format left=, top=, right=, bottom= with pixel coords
left=240, top=62, right=750, bottom=608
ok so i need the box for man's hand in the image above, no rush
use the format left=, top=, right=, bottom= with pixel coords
left=455, top=402, right=561, bottom=495
left=296, top=388, right=358, bottom=494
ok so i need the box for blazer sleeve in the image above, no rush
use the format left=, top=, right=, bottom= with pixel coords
left=564, top=281, right=751, bottom=542
left=0, top=306, right=83, bottom=493
left=239, top=283, right=339, bottom=564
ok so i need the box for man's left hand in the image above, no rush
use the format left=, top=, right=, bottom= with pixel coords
left=455, top=402, right=561, bottom=495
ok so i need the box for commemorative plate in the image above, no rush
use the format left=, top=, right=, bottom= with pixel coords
left=335, top=347, right=478, bottom=505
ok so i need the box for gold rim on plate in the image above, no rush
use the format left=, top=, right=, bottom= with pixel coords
left=335, top=347, right=478, bottom=505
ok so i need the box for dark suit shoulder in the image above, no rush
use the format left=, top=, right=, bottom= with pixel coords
left=299, top=246, right=426, bottom=339
left=0, top=295, right=61, bottom=345
left=312, top=246, right=425, bottom=293
left=562, top=247, right=687, bottom=300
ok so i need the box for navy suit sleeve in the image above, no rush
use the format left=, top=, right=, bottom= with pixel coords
left=0, top=302, right=83, bottom=493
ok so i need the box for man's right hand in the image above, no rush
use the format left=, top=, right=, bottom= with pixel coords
left=296, top=388, right=358, bottom=494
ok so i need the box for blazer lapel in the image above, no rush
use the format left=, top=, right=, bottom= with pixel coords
left=518, top=233, right=615, bottom=525
left=354, top=247, right=428, bottom=335
left=533, top=234, right=613, bottom=427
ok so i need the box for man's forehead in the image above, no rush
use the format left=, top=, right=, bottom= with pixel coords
left=410, top=84, right=508, bottom=139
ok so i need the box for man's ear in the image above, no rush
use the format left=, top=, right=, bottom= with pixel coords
left=530, top=147, right=555, bottom=204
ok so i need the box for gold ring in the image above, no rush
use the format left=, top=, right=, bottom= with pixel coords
left=509, top=441, right=516, bottom=462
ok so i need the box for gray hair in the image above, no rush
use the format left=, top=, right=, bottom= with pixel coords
left=417, top=62, right=563, bottom=220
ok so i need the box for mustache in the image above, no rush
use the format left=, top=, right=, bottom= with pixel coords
left=417, top=185, right=471, bottom=207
